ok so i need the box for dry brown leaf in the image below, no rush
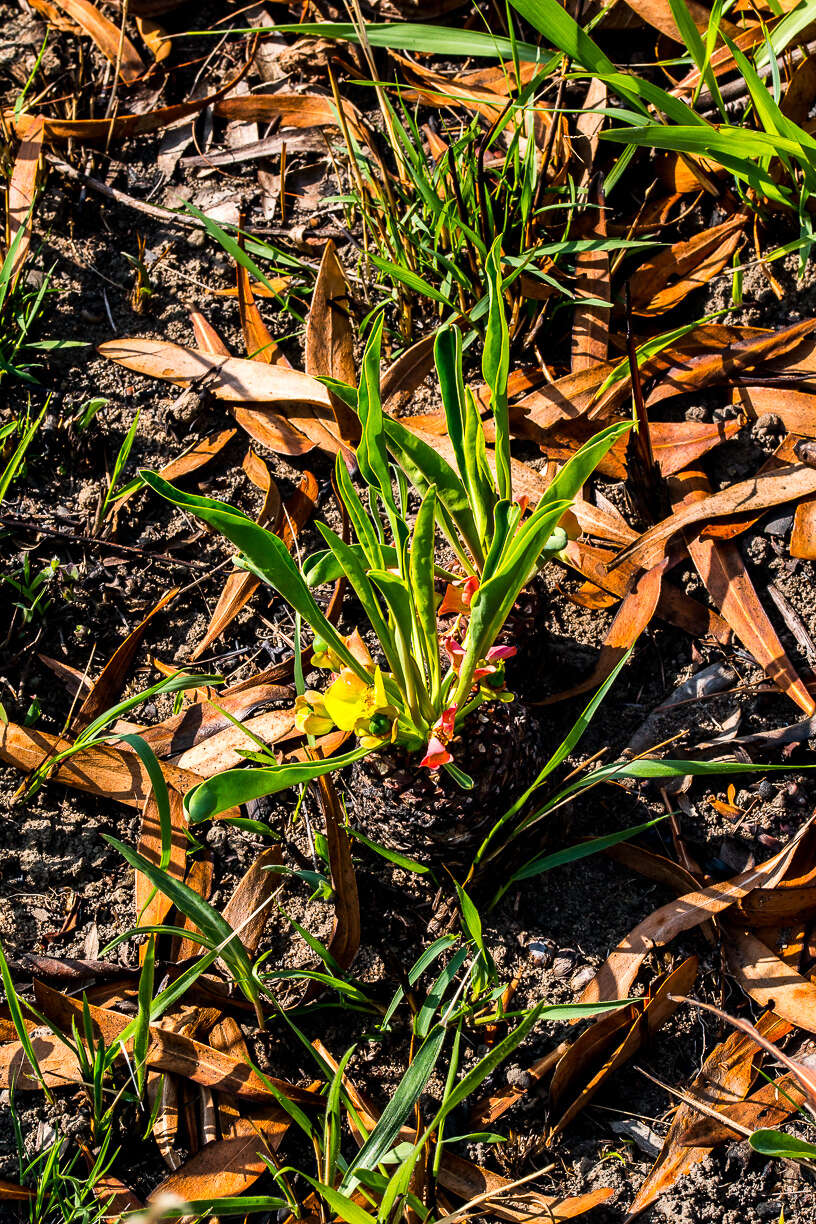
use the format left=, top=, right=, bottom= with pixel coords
left=628, top=1010, right=791, bottom=1216
left=51, top=0, right=146, bottom=80
left=6, top=56, right=248, bottom=143
left=0, top=722, right=204, bottom=808
left=620, top=0, right=727, bottom=41
left=791, top=494, right=816, bottom=559
left=670, top=470, right=815, bottom=715
left=318, top=774, right=360, bottom=972
left=727, top=928, right=816, bottom=1035
left=437, top=1153, right=613, bottom=1222
left=571, top=242, right=610, bottom=371
left=0, top=1181, right=34, bottom=1202
left=214, top=92, right=364, bottom=142
left=174, top=708, right=297, bottom=776
left=237, top=264, right=289, bottom=367
left=610, top=464, right=816, bottom=573
left=175, top=854, right=214, bottom=962
left=306, top=240, right=360, bottom=452
left=91, top=1174, right=144, bottom=1220
left=148, top=1111, right=289, bottom=1203
left=222, top=847, right=282, bottom=956
left=579, top=819, right=813, bottom=1007
left=135, top=787, right=187, bottom=935
left=629, top=217, right=745, bottom=315
left=549, top=956, right=698, bottom=1137
left=681, top=1071, right=810, bottom=1146
left=732, top=386, right=816, bottom=436
left=135, top=14, right=171, bottom=62
left=98, top=339, right=333, bottom=409
left=563, top=539, right=731, bottom=642
left=138, top=682, right=293, bottom=759
left=6, top=119, right=43, bottom=287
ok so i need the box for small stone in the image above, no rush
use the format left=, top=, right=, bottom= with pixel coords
left=505, top=1065, right=532, bottom=1091
left=758, top=780, right=774, bottom=800
left=571, top=965, right=596, bottom=992
left=685, top=405, right=709, bottom=422
left=528, top=939, right=554, bottom=966
left=764, top=513, right=793, bottom=537
left=718, top=838, right=754, bottom=873
left=755, top=413, right=783, bottom=434
left=552, top=949, right=577, bottom=979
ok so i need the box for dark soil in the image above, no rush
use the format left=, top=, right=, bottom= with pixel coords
left=3, top=6, right=816, bottom=1222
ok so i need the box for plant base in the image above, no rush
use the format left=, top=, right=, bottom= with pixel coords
left=347, top=699, right=544, bottom=871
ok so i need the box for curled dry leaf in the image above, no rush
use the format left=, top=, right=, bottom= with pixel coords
left=221, top=846, right=283, bottom=957
left=610, top=465, right=816, bottom=573
left=726, top=928, right=816, bottom=1036
left=628, top=1010, right=791, bottom=1217
left=50, top=0, right=146, bottom=81
left=114, top=428, right=238, bottom=517
left=578, top=818, right=814, bottom=1007
left=0, top=721, right=204, bottom=808
left=549, top=956, right=698, bottom=1138
left=6, top=118, right=44, bottom=288
left=670, top=469, right=815, bottom=715
left=681, top=1066, right=813, bottom=1146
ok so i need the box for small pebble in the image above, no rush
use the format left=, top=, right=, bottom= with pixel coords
left=528, top=939, right=554, bottom=966
left=757, top=780, right=774, bottom=800
left=552, top=949, right=577, bottom=979
left=764, top=513, right=793, bottom=537
left=571, top=965, right=596, bottom=991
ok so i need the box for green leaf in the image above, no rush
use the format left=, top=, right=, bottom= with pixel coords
left=141, top=471, right=371, bottom=685
left=105, top=835, right=260, bottom=1013
left=384, top=417, right=483, bottom=568
left=370, top=255, right=456, bottom=307
left=342, top=1025, right=447, bottom=1191
left=509, top=0, right=615, bottom=74
left=184, top=746, right=373, bottom=823
left=505, top=815, right=668, bottom=888
left=749, top=1129, right=816, bottom=1160
left=409, top=487, right=440, bottom=695
left=356, top=314, right=400, bottom=529
left=314, top=523, right=401, bottom=681
left=483, top=239, right=511, bottom=503
left=134, top=935, right=155, bottom=1094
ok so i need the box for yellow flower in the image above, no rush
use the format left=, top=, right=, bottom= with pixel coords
left=294, top=690, right=335, bottom=737
left=324, top=665, right=397, bottom=743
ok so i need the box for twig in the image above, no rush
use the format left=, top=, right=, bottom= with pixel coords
left=48, top=156, right=207, bottom=230
left=0, top=515, right=210, bottom=570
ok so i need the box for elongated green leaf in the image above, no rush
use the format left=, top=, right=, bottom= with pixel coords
left=105, top=835, right=259, bottom=1010
left=409, top=487, right=440, bottom=694
left=357, top=314, right=399, bottom=529
left=134, top=935, right=155, bottom=1093
left=483, top=239, right=511, bottom=503
left=749, top=1129, right=816, bottom=1159
left=505, top=815, right=667, bottom=889
left=342, top=1025, right=447, bottom=1190
left=184, top=746, right=373, bottom=823
left=755, top=0, right=816, bottom=66
left=384, top=417, right=483, bottom=566
left=142, top=471, right=371, bottom=684
left=509, top=0, right=615, bottom=73
left=435, top=326, right=468, bottom=489
left=155, top=1198, right=289, bottom=1219
left=371, top=255, right=455, bottom=306
left=208, top=21, right=545, bottom=61
left=543, top=421, right=630, bottom=508
left=333, top=451, right=386, bottom=571
left=0, top=940, right=52, bottom=1100
left=315, top=523, right=401, bottom=682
